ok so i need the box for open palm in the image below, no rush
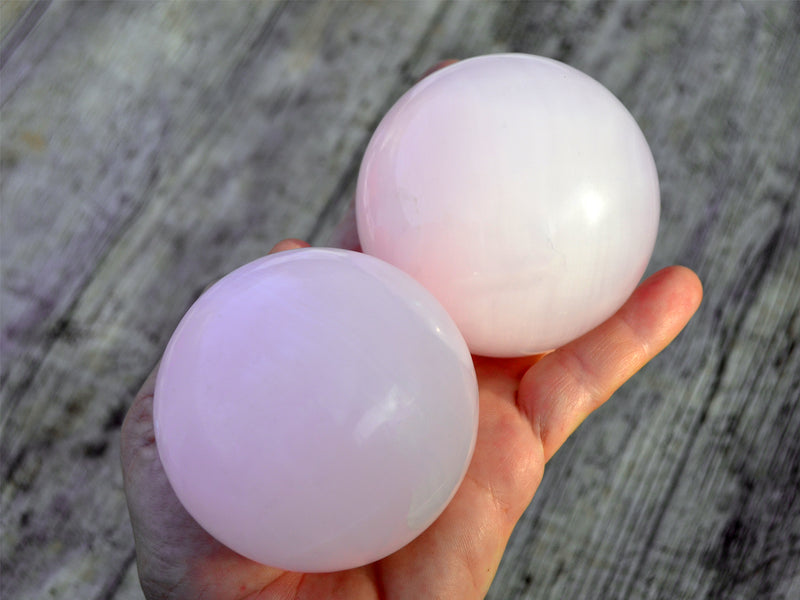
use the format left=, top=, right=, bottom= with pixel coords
left=121, top=238, right=702, bottom=600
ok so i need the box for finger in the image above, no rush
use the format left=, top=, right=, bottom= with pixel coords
left=120, top=367, right=159, bottom=488
left=121, top=365, right=225, bottom=551
left=120, top=364, right=210, bottom=555
left=472, top=353, right=546, bottom=382
left=269, top=238, right=310, bottom=253
left=419, top=59, right=459, bottom=80
left=518, top=266, right=703, bottom=462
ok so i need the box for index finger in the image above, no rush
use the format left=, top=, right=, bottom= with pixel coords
left=517, top=265, right=703, bottom=461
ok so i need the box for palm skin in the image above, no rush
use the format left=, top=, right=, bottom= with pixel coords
left=121, top=238, right=702, bottom=600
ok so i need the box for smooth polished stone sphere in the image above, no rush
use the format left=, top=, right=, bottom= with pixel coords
left=154, top=248, right=478, bottom=572
left=356, top=54, right=660, bottom=357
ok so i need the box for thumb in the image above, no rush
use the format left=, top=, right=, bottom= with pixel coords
left=120, top=366, right=217, bottom=568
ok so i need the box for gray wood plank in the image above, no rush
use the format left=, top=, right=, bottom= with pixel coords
left=1, top=1, right=798, bottom=598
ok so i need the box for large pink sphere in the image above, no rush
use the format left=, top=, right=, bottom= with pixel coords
left=154, top=248, right=478, bottom=572
left=356, top=54, right=660, bottom=356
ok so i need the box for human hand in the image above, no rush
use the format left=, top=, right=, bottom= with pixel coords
left=121, top=237, right=702, bottom=599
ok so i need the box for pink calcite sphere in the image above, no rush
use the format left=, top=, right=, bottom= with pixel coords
left=154, top=248, right=478, bottom=572
left=357, top=54, right=660, bottom=357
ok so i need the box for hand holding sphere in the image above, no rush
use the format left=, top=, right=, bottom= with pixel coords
left=121, top=56, right=702, bottom=599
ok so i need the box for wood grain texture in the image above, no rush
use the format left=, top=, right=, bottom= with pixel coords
left=1, top=1, right=798, bottom=599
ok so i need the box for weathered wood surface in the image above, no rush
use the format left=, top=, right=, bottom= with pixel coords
left=1, top=1, right=798, bottom=598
